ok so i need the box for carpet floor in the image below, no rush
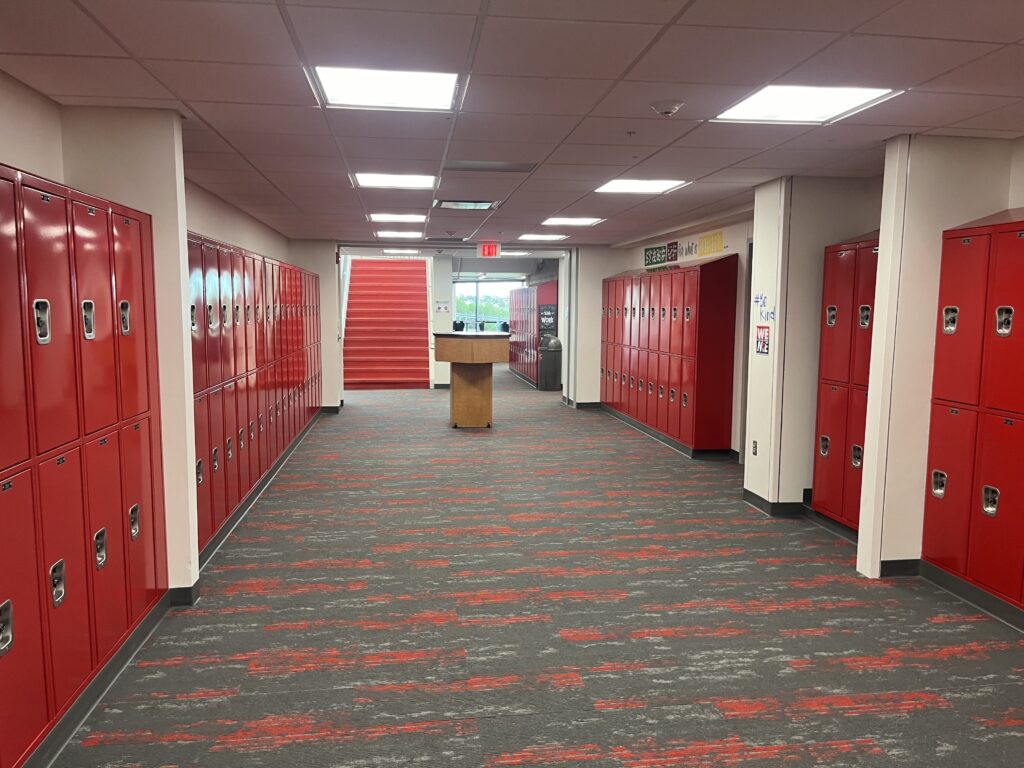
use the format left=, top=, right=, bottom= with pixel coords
left=55, top=369, right=1023, bottom=767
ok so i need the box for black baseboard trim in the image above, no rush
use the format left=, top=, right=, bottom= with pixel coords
left=168, top=583, right=200, bottom=607
left=599, top=405, right=736, bottom=462
left=574, top=401, right=602, bottom=410
left=742, top=489, right=806, bottom=518
left=802, top=487, right=812, bottom=505
left=321, top=404, right=341, bottom=414
left=802, top=506, right=859, bottom=544
left=880, top=559, right=920, bottom=577
left=920, top=561, right=1024, bottom=631
left=23, top=592, right=171, bottom=768
left=433, top=383, right=450, bottom=390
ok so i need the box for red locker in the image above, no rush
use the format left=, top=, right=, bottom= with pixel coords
left=232, top=251, right=246, bottom=376
left=219, top=248, right=235, bottom=379
left=38, top=448, right=93, bottom=711
left=922, top=403, right=978, bottom=576
left=657, top=353, right=670, bottom=434
left=645, top=353, right=657, bottom=428
left=981, top=230, right=1024, bottom=415
left=0, top=469, right=49, bottom=768
left=636, top=351, right=648, bottom=425
left=72, top=202, right=118, bottom=435
left=812, top=382, right=849, bottom=520
left=208, top=387, right=226, bottom=528
left=819, top=246, right=856, bottom=384
left=223, top=381, right=240, bottom=513
left=842, top=387, right=868, bottom=527
left=639, top=276, right=650, bottom=350
left=248, top=371, right=259, bottom=487
left=968, top=414, right=1024, bottom=601
left=669, top=272, right=684, bottom=357
left=84, top=431, right=129, bottom=661
left=266, top=365, right=278, bottom=463
left=270, top=262, right=280, bottom=361
left=612, top=280, right=623, bottom=345
left=236, top=375, right=251, bottom=497
left=0, top=177, right=31, bottom=471
left=256, top=369, right=269, bottom=476
left=850, top=246, right=877, bottom=388
left=626, top=347, right=638, bottom=418
left=601, top=345, right=610, bottom=405
left=188, top=239, right=207, bottom=393
left=112, top=214, right=149, bottom=419
left=612, top=345, right=622, bottom=412
left=254, top=254, right=266, bottom=369
left=629, top=277, right=640, bottom=348
left=680, top=358, right=695, bottom=446
left=245, top=256, right=257, bottom=373
left=122, top=418, right=159, bottom=620
left=23, top=185, right=79, bottom=453
left=667, top=354, right=682, bottom=440
left=204, top=243, right=222, bottom=386
left=682, top=269, right=698, bottom=358
left=658, top=275, right=671, bottom=354
left=194, top=395, right=213, bottom=550
left=648, top=274, right=660, bottom=352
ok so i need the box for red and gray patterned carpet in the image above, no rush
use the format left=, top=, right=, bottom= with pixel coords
left=57, top=369, right=1023, bottom=767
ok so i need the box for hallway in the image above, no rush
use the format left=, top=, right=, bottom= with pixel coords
left=57, top=371, right=1022, bottom=767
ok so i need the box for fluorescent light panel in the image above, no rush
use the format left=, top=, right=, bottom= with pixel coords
left=595, top=179, right=688, bottom=194
left=383, top=249, right=420, bottom=254
left=369, top=213, right=426, bottom=223
left=500, top=251, right=531, bottom=256
left=316, top=67, right=458, bottom=111
left=543, top=216, right=603, bottom=226
left=355, top=173, right=435, bottom=189
left=435, top=200, right=496, bottom=210
left=520, top=233, right=568, bottom=241
left=376, top=230, right=422, bottom=239
left=716, top=85, right=894, bottom=124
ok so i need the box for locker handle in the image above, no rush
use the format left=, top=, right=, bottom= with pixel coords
left=79, top=299, right=97, bottom=340
left=850, top=444, right=864, bottom=469
left=930, top=470, right=947, bottom=499
left=238, top=427, right=245, bottom=451
left=859, top=304, right=871, bottom=330
left=190, top=303, right=197, bottom=331
left=222, top=304, right=229, bottom=326
left=648, top=382, right=654, bottom=394
left=208, top=304, right=215, bottom=328
left=981, top=485, right=999, bottom=517
left=600, top=366, right=605, bottom=377
left=119, top=300, right=131, bottom=336
left=685, top=306, right=692, bottom=322
left=661, top=307, right=667, bottom=320
left=0, top=599, right=11, bottom=657
left=605, top=369, right=611, bottom=381
left=246, top=305, right=252, bottom=324
left=658, top=385, right=665, bottom=399
left=234, top=304, right=241, bottom=326
left=249, top=419, right=255, bottom=440
left=631, top=307, right=636, bottom=319
left=196, top=458, right=204, bottom=487
left=128, top=503, right=140, bottom=541
left=49, top=560, right=66, bottom=608
left=613, top=372, right=619, bottom=383
left=682, top=392, right=688, bottom=408
left=259, top=414, right=264, bottom=433
left=256, top=305, right=261, bottom=322
left=995, top=306, right=1014, bottom=337
left=942, top=306, right=959, bottom=335
left=672, top=307, right=678, bottom=321
left=226, top=436, right=233, bottom=461
left=640, top=307, right=645, bottom=319
left=33, top=299, right=51, bottom=345
left=825, top=305, right=837, bottom=328
left=212, top=446, right=220, bottom=472
left=94, top=528, right=108, bottom=570
left=819, top=435, right=830, bottom=457
left=669, top=388, right=676, bottom=403
left=615, top=307, right=620, bottom=318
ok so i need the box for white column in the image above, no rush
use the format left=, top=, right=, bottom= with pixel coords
left=431, top=255, right=453, bottom=386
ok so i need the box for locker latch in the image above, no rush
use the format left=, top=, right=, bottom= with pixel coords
left=256, top=305, right=261, bottom=322
left=669, top=388, right=676, bottom=403
left=234, top=305, right=241, bottom=326
left=629, top=376, right=635, bottom=389
left=226, top=436, right=233, bottom=461
left=631, top=307, right=636, bottom=319
left=859, top=304, right=871, bottom=329
left=658, top=385, right=665, bottom=399
left=615, top=307, right=620, bottom=318
left=942, top=306, right=959, bottom=334
left=600, top=367, right=605, bottom=378
left=222, top=304, right=229, bottom=326
left=33, top=298, right=51, bottom=345
left=931, top=470, right=947, bottom=499
left=661, top=307, right=667, bottom=320
left=850, top=444, right=863, bottom=469
left=82, top=300, right=96, bottom=339
left=640, top=307, right=645, bottom=319
left=682, top=393, right=688, bottom=407
left=648, top=382, right=654, bottom=394
left=238, top=427, right=245, bottom=452
left=196, top=458, right=204, bottom=487
left=981, top=485, right=999, bottom=517
left=190, top=304, right=197, bottom=331
left=825, top=305, right=837, bottom=328
left=259, top=414, right=264, bottom=434
left=995, top=306, right=1014, bottom=337
left=94, top=528, right=108, bottom=570
left=212, top=447, right=220, bottom=472
left=638, top=377, right=645, bottom=391
left=819, top=435, right=830, bottom=457
left=0, top=599, right=11, bottom=657
left=685, top=307, right=692, bottom=322
left=249, top=420, right=255, bottom=441
left=246, top=305, right=252, bottom=324
left=49, top=560, right=66, bottom=608
left=208, top=304, right=215, bottom=328
left=119, top=300, right=131, bottom=336
left=672, top=307, right=678, bottom=321
left=128, top=504, right=140, bottom=540
left=613, top=372, right=619, bottom=383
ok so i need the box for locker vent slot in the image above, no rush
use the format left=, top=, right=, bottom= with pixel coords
left=859, top=304, right=871, bottom=329
left=82, top=300, right=96, bottom=339
left=995, top=306, right=1013, bottom=337
left=942, top=306, right=959, bottom=335
left=819, top=436, right=830, bottom=457
left=825, top=305, right=837, bottom=328
left=0, top=600, right=11, bottom=657
left=981, top=485, right=1000, bottom=517
left=850, top=444, right=863, bottom=469
left=94, top=528, right=108, bottom=570
left=196, top=458, right=204, bottom=486
left=49, top=560, right=66, bottom=608
left=931, top=470, right=947, bottom=499
left=119, top=300, right=131, bottom=336
left=33, top=298, right=51, bottom=345
left=128, top=504, right=140, bottom=540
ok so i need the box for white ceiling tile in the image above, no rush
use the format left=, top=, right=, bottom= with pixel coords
left=565, top=117, right=700, bottom=146
left=435, top=177, right=522, bottom=199
left=462, top=75, right=610, bottom=115
left=80, top=0, right=300, bottom=64
left=224, top=131, right=341, bottom=157
left=183, top=152, right=252, bottom=171
left=454, top=114, right=577, bottom=144
left=262, top=168, right=353, bottom=189
left=680, top=0, right=900, bottom=31
left=356, top=188, right=436, bottom=209
left=843, top=91, right=1021, bottom=127
left=629, top=27, right=837, bottom=84
left=857, top=0, right=1024, bottom=43
left=448, top=140, right=557, bottom=164
left=285, top=0, right=480, bottom=11
left=546, top=144, right=658, bottom=165
left=184, top=167, right=267, bottom=187
left=249, top=154, right=349, bottom=174
left=673, top=122, right=812, bottom=148
left=641, top=146, right=761, bottom=171
left=927, top=127, right=1024, bottom=139
left=593, top=82, right=754, bottom=120
left=697, top=168, right=789, bottom=184
left=488, top=0, right=691, bottom=23
left=182, top=129, right=236, bottom=154
left=949, top=99, right=1024, bottom=131
left=531, top=164, right=632, bottom=181
left=920, top=46, right=1024, bottom=97
left=347, top=158, right=441, bottom=176
left=55, top=95, right=194, bottom=118
left=778, top=124, right=917, bottom=151
left=0, top=55, right=172, bottom=98
left=473, top=17, right=659, bottom=78
left=810, top=148, right=887, bottom=177
left=192, top=103, right=329, bottom=134
left=329, top=110, right=454, bottom=140
left=145, top=61, right=316, bottom=105
left=555, top=193, right=652, bottom=218
left=0, top=1, right=124, bottom=56
left=736, top=148, right=852, bottom=169
left=342, top=137, right=446, bottom=161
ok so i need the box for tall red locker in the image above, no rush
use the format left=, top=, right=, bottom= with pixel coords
left=0, top=469, right=49, bottom=768
left=38, top=448, right=93, bottom=712
left=188, top=239, right=207, bottom=393
left=932, top=234, right=989, bottom=406
left=203, top=243, right=222, bottom=386
left=968, top=414, right=1024, bottom=601
left=208, top=387, right=226, bottom=528
left=0, top=177, right=31, bottom=471
left=236, top=375, right=251, bottom=497
left=648, top=274, right=661, bottom=352
left=270, top=262, right=280, bottom=361
left=842, top=387, right=868, bottom=527
left=645, top=354, right=657, bottom=428
left=850, top=246, right=877, bottom=389
left=658, top=275, right=671, bottom=354
left=256, top=368, right=268, bottom=475
left=922, top=403, right=978, bottom=576
left=112, top=215, right=149, bottom=419
left=612, top=280, right=623, bottom=346
left=267, top=364, right=278, bottom=463
left=636, top=351, right=648, bottom=424
left=612, top=346, right=622, bottom=412
left=669, top=271, right=684, bottom=357
left=218, top=248, right=235, bottom=380
left=626, top=347, right=638, bottom=418
left=84, top=431, right=129, bottom=661
left=72, top=202, right=118, bottom=435
left=819, top=246, right=856, bottom=384
left=812, top=382, right=849, bottom=519
left=223, top=381, right=240, bottom=513
left=232, top=251, right=246, bottom=376
left=194, top=395, right=213, bottom=549
left=629, top=277, right=640, bottom=349
left=981, top=230, right=1024, bottom=415
left=682, top=270, right=698, bottom=358
left=667, top=354, right=682, bottom=440
left=657, top=353, right=670, bottom=434
left=23, top=185, right=79, bottom=454
left=601, top=345, right=610, bottom=405
left=254, top=255, right=266, bottom=369
left=638, top=276, right=650, bottom=349
left=122, top=418, right=159, bottom=620
left=245, top=256, right=257, bottom=373
left=248, top=372, right=259, bottom=485
left=679, top=357, right=695, bottom=445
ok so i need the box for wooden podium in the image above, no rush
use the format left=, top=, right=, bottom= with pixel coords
left=434, top=332, right=510, bottom=428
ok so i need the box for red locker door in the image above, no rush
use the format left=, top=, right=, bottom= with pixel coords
left=636, top=351, right=648, bottom=424
left=203, top=243, right=222, bottom=386
left=257, top=368, right=269, bottom=476
left=639, top=276, right=650, bottom=350
left=23, top=185, right=79, bottom=453
left=968, top=414, right=1024, bottom=601
left=933, top=235, right=990, bottom=406
left=112, top=214, right=149, bottom=418
left=629, top=277, right=640, bottom=349
left=602, top=281, right=610, bottom=344
left=254, top=255, right=266, bottom=369
left=811, top=382, right=849, bottom=520
left=208, top=388, right=226, bottom=529
left=682, top=269, right=698, bottom=358
left=842, top=387, right=868, bottom=527
left=84, top=431, right=128, bottom=661
left=219, top=248, right=235, bottom=380
left=266, top=365, right=277, bottom=463
left=38, top=448, right=92, bottom=711
left=245, top=256, right=257, bottom=372
left=248, top=372, right=259, bottom=486
left=626, top=347, right=638, bottom=418
left=0, top=469, right=49, bottom=768
left=272, top=263, right=281, bottom=361
left=612, top=280, right=622, bottom=345
left=669, top=272, right=684, bottom=357
left=645, top=353, right=658, bottom=427
left=236, top=375, right=250, bottom=497
left=194, top=395, right=213, bottom=550
left=850, top=246, right=877, bottom=388
left=667, top=354, right=682, bottom=440
left=658, top=275, right=672, bottom=354
left=599, top=343, right=607, bottom=404
left=188, top=239, right=207, bottom=393
left=922, top=403, right=978, bottom=576
left=0, top=178, right=31, bottom=471
left=647, top=275, right=659, bottom=352
left=231, top=251, right=246, bottom=376
left=819, top=247, right=856, bottom=384
left=223, top=381, right=240, bottom=514
left=73, top=202, right=118, bottom=436
left=122, top=418, right=160, bottom=619
left=657, top=353, right=670, bottom=435
left=680, top=358, right=695, bottom=446
left=611, top=345, right=621, bottom=411
left=981, top=230, right=1024, bottom=414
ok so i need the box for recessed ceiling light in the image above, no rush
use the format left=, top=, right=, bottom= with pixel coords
left=715, top=85, right=897, bottom=124
left=435, top=200, right=497, bottom=210
left=376, top=230, right=422, bottom=239
left=500, top=251, right=531, bottom=256
left=355, top=173, right=436, bottom=189
left=519, top=233, right=568, bottom=241
left=595, top=179, right=688, bottom=194
left=316, top=67, right=458, bottom=111
left=369, top=213, right=427, bottom=223
left=543, top=217, right=604, bottom=227
left=383, top=248, right=420, bottom=254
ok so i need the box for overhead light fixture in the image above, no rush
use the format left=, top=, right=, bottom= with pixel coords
left=355, top=173, right=436, bottom=189
left=595, top=179, right=688, bottom=194
left=715, top=85, right=897, bottom=124
left=543, top=217, right=604, bottom=227
left=315, top=66, right=458, bottom=111
left=376, top=230, right=422, bottom=239
left=369, top=213, right=427, bottom=223
left=520, top=233, right=568, bottom=241
left=383, top=248, right=420, bottom=254
left=435, top=200, right=497, bottom=210
left=500, top=250, right=531, bottom=256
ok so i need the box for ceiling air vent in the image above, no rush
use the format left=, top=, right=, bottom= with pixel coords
left=443, top=160, right=537, bottom=173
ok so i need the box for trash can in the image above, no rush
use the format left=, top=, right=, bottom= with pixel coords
left=538, top=335, right=562, bottom=391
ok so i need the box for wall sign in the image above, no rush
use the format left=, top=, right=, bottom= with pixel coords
left=539, top=304, right=557, bottom=333
left=479, top=242, right=500, bottom=258
left=755, top=325, right=771, bottom=355
left=644, top=230, right=726, bottom=268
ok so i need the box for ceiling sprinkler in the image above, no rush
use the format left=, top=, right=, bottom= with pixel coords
left=650, top=99, right=685, bottom=117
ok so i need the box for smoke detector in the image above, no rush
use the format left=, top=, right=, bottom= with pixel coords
left=650, top=99, right=685, bottom=117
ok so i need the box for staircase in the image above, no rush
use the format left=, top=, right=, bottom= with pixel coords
left=344, top=259, right=430, bottom=389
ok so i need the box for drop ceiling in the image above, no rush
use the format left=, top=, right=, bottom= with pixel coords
left=1, top=0, right=1022, bottom=245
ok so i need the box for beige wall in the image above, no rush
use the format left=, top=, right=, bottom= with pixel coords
left=1008, top=137, right=1024, bottom=208
left=184, top=181, right=289, bottom=261
left=0, top=70, right=64, bottom=181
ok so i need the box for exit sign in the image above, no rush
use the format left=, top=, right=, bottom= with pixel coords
left=479, top=242, right=501, bottom=258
